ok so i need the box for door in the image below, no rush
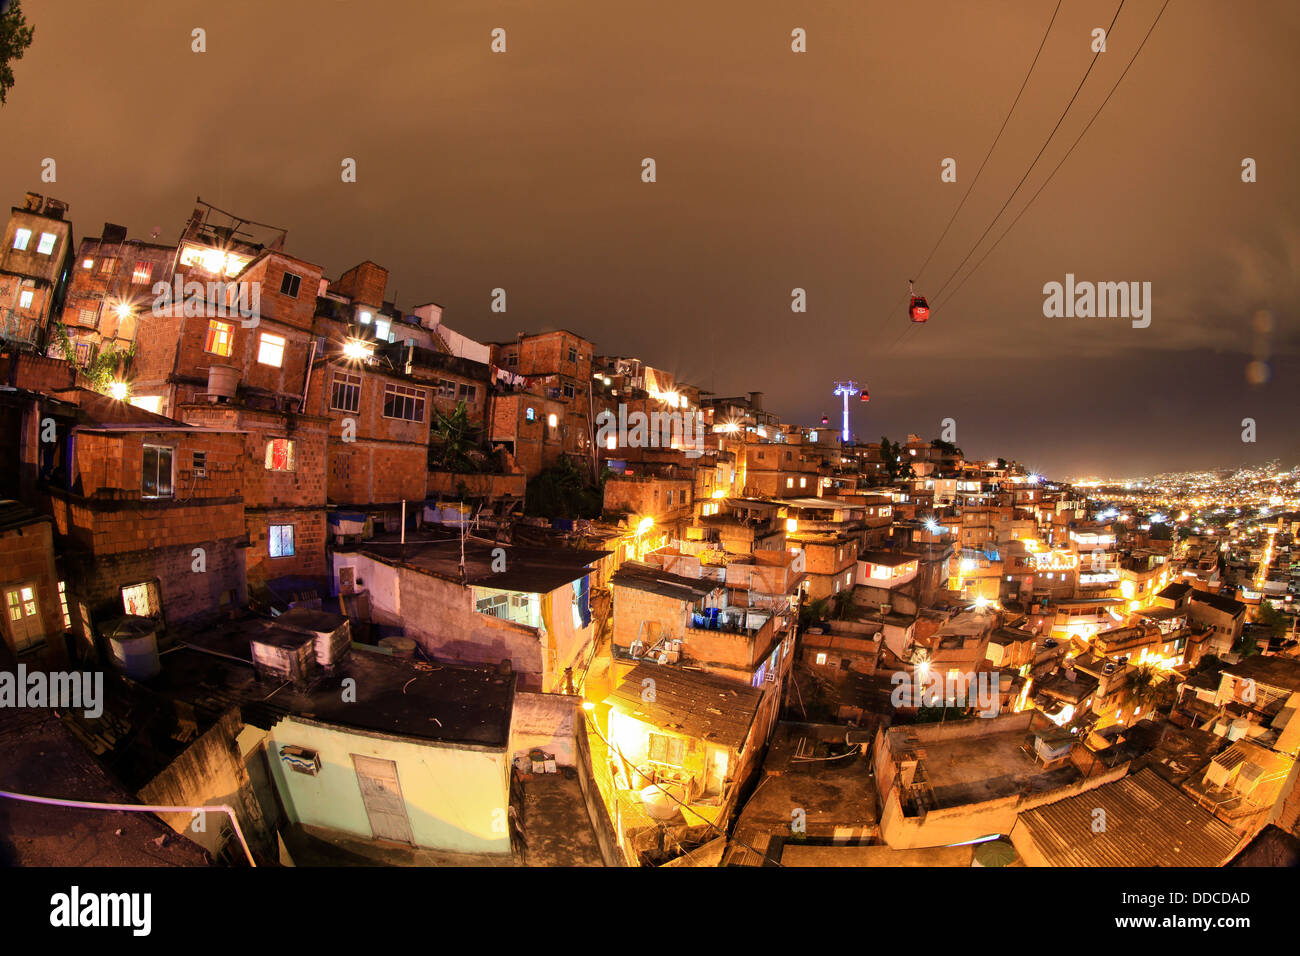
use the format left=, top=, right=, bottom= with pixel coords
left=351, top=755, right=415, bottom=845
left=4, top=583, right=44, bottom=652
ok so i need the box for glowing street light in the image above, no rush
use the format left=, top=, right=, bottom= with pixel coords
left=108, top=380, right=128, bottom=401
left=342, top=339, right=371, bottom=361
left=831, top=381, right=860, bottom=443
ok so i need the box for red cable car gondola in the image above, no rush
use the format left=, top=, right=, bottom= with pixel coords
left=821, top=415, right=829, bottom=426
left=860, top=387, right=870, bottom=402
left=908, top=279, right=930, bottom=323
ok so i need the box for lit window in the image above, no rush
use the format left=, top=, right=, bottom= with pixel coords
left=257, top=332, right=286, bottom=367
left=121, top=582, right=156, bottom=617
left=279, top=272, right=301, bottom=298
left=331, top=371, right=361, bottom=413
left=81, top=258, right=94, bottom=269
left=18, top=290, right=34, bottom=309
left=37, top=232, right=57, bottom=255
left=269, top=524, right=295, bottom=558
left=547, top=413, right=558, bottom=428
left=13, top=228, right=32, bottom=250
left=383, top=384, right=427, bottom=422
left=98, top=257, right=117, bottom=274
left=375, top=318, right=391, bottom=342
left=525, top=407, right=536, bottom=422
left=77, top=308, right=96, bottom=328
left=131, top=262, right=153, bottom=284
left=800, top=477, right=807, bottom=488
left=142, top=445, right=174, bottom=498
left=358, top=310, right=372, bottom=324
left=205, top=320, right=235, bottom=357
left=265, top=439, right=296, bottom=472
left=816, top=652, right=827, bottom=665
left=786, top=478, right=794, bottom=488
left=58, top=581, right=71, bottom=628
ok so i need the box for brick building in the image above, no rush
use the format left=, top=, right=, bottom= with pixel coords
left=1, top=192, right=74, bottom=352
left=0, top=501, right=66, bottom=664
left=28, top=389, right=249, bottom=639
left=57, top=222, right=176, bottom=357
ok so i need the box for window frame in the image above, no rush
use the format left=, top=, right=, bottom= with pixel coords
left=330, top=371, right=362, bottom=413
left=269, top=523, right=295, bottom=558
left=12, top=228, right=32, bottom=251
left=382, top=383, right=427, bottom=423
left=279, top=272, right=302, bottom=298
left=141, top=444, right=175, bottom=499
left=257, top=332, right=286, bottom=367
left=204, top=319, right=235, bottom=357
left=36, top=232, right=57, bottom=255
left=264, top=438, right=297, bottom=472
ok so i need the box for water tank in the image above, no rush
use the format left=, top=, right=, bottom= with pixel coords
left=207, top=364, right=241, bottom=402
left=105, top=616, right=160, bottom=680
left=641, top=781, right=687, bottom=821
left=1227, top=717, right=1250, bottom=742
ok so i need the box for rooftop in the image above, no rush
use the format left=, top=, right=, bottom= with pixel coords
left=604, top=662, right=761, bottom=751
left=155, top=619, right=516, bottom=748
left=1013, top=768, right=1241, bottom=866
left=349, top=535, right=606, bottom=595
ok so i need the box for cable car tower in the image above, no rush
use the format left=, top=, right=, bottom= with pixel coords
left=832, top=381, right=861, bottom=443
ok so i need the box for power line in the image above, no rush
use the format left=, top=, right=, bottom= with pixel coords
left=936, top=0, right=1173, bottom=312
left=868, top=0, right=1063, bottom=352
left=912, top=0, right=1066, bottom=285
left=582, top=709, right=780, bottom=866
left=927, top=0, right=1128, bottom=307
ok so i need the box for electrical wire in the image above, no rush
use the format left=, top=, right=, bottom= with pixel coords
left=934, top=0, right=1173, bottom=313
left=863, top=0, right=1064, bottom=341
left=926, top=0, right=1129, bottom=307
left=582, top=709, right=780, bottom=866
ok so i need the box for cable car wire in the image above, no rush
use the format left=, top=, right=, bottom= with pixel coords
left=926, top=0, right=1128, bottom=307
left=865, top=0, right=1063, bottom=343
left=935, top=0, right=1172, bottom=313
left=912, top=0, right=1065, bottom=285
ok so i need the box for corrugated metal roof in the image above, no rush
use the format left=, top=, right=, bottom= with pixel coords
left=1015, top=768, right=1240, bottom=866
left=604, top=662, right=761, bottom=751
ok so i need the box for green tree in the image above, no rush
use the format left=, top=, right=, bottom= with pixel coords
left=0, top=0, right=35, bottom=106
left=1256, top=601, right=1289, bottom=640
left=525, top=456, right=603, bottom=519
left=50, top=323, right=135, bottom=394
left=880, top=436, right=915, bottom=482
left=429, top=400, right=483, bottom=472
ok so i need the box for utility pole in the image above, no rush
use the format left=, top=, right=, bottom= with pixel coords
left=832, top=381, right=860, bottom=444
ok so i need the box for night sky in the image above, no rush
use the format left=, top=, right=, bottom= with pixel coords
left=2, top=1, right=1296, bottom=477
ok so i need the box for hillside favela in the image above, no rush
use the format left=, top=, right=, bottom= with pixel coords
left=1, top=191, right=1297, bottom=873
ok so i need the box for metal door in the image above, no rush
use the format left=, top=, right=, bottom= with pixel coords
left=351, top=755, right=415, bottom=845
